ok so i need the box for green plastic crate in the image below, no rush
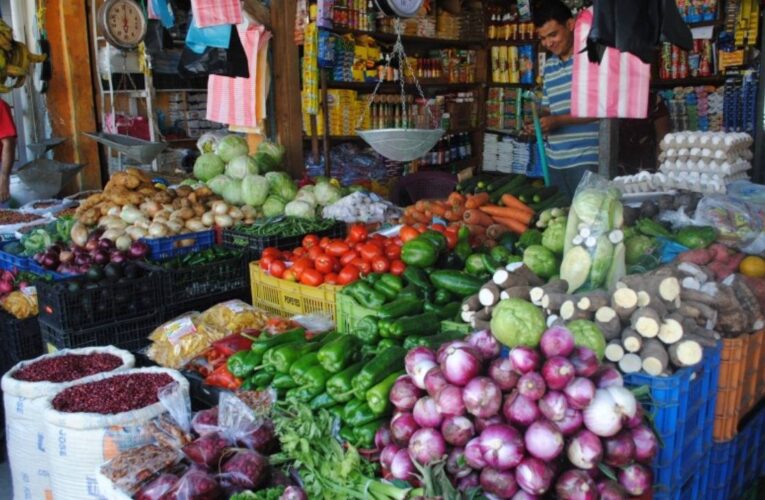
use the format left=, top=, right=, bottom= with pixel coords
left=335, top=292, right=382, bottom=334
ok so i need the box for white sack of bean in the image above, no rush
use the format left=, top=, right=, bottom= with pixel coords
left=1, top=347, right=135, bottom=500
left=41, top=368, right=188, bottom=500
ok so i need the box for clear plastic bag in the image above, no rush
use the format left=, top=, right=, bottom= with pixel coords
left=135, top=473, right=180, bottom=500
left=694, top=194, right=763, bottom=250
left=191, top=407, right=219, bottom=436
left=166, top=465, right=222, bottom=500
left=218, top=449, right=270, bottom=494
left=291, top=312, right=335, bottom=334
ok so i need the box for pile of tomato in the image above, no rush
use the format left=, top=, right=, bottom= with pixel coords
left=258, top=224, right=407, bottom=287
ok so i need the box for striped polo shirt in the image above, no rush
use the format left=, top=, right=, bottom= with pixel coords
left=542, top=55, right=600, bottom=170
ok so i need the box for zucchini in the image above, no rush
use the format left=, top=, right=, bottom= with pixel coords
left=531, top=192, right=568, bottom=212
left=429, top=270, right=484, bottom=297
left=486, top=174, right=518, bottom=193
left=518, top=185, right=541, bottom=204
left=532, top=186, right=558, bottom=204
left=489, top=175, right=527, bottom=203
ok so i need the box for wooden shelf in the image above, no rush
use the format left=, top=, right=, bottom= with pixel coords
left=487, top=39, right=539, bottom=46
left=686, top=19, right=725, bottom=29
left=487, top=82, right=535, bottom=88
left=330, top=27, right=484, bottom=48
left=327, top=81, right=482, bottom=91
left=419, top=156, right=479, bottom=172
left=651, top=76, right=727, bottom=88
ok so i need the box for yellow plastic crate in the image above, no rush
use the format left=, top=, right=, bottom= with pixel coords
left=249, top=262, right=341, bottom=320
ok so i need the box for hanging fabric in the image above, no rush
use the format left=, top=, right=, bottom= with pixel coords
left=190, top=0, right=242, bottom=28
left=186, top=17, right=232, bottom=53
left=178, top=25, right=249, bottom=78
left=571, top=8, right=651, bottom=119
left=148, top=0, right=175, bottom=28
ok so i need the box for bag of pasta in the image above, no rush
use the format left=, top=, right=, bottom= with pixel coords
left=146, top=312, right=217, bottom=369
left=197, top=300, right=270, bottom=337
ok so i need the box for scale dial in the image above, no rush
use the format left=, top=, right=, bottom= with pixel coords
left=375, top=0, right=426, bottom=18
left=98, top=0, right=148, bottom=50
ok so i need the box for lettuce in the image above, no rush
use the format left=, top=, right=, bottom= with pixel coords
left=207, top=174, right=234, bottom=196
left=560, top=246, right=592, bottom=293
left=265, top=172, right=297, bottom=201
left=241, top=174, right=270, bottom=207
left=284, top=200, right=315, bottom=219
left=222, top=179, right=243, bottom=205
left=216, top=135, right=249, bottom=163
left=314, top=181, right=342, bottom=206
left=262, top=195, right=286, bottom=217
left=193, top=153, right=225, bottom=181
left=225, top=155, right=259, bottom=179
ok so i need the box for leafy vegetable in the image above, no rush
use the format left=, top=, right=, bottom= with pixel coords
left=490, top=298, right=547, bottom=348
left=265, top=172, right=298, bottom=201
left=234, top=217, right=337, bottom=237
left=193, top=153, right=225, bottom=182
left=253, top=141, right=285, bottom=173
left=196, top=132, right=221, bottom=154
left=262, top=195, right=287, bottom=217
left=295, top=188, right=318, bottom=207
left=566, top=320, right=606, bottom=360
left=572, top=188, right=610, bottom=226
left=541, top=218, right=566, bottom=254
left=208, top=174, right=234, bottom=196
left=315, top=181, right=343, bottom=206
left=231, top=487, right=286, bottom=500
left=241, top=174, right=270, bottom=207
left=222, top=179, right=244, bottom=205
left=216, top=135, right=250, bottom=163
left=284, top=200, right=315, bottom=219
left=226, top=155, right=259, bottom=179
left=560, top=246, right=592, bottom=293
left=589, top=236, right=615, bottom=288
left=523, top=245, right=560, bottom=279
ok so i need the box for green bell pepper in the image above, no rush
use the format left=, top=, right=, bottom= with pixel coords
left=248, top=371, right=274, bottom=388
left=272, top=372, right=299, bottom=390
left=327, top=405, right=345, bottom=421
left=289, top=352, right=320, bottom=385
left=346, top=281, right=386, bottom=309
left=344, top=401, right=380, bottom=427
left=250, top=328, right=307, bottom=357
left=465, top=254, right=487, bottom=275
left=434, top=288, right=453, bottom=305
left=401, top=238, right=438, bottom=268
left=303, top=364, right=332, bottom=393
left=377, top=338, right=401, bottom=351
left=269, top=341, right=320, bottom=374
left=286, top=385, right=324, bottom=403
left=341, top=398, right=366, bottom=423
left=364, top=273, right=383, bottom=285
left=353, top=418, right=388, bottom=449
left=377, top=296, right=422, bottom=319
left=354, top=316, right=380, bottom=345
left=226, top=351, right=258, bottom=379
left=309, top=392, right=337, bottom=410
left=373, top=274, right=403, bottom=301
left=317, top=335, right=358, bottom=373
left=402, top=266, right=432, bottom=290
left=481, top=253, right=501, bottom=273
left=339, top=425, right=357, bottom=443
left=366, top=371, right=403, bottom=415
left=398, top=285, right=420, bottom=300
left=419, top=230, right=447, bottom=253
left=455, top=225, right=472, bottom=262
left=351, top=346, right=407, bottom=400
left=387, top=312, right=440, bottom=339
left=403, top=330, right=467, bottom=349
left=326, top=361, right=365, bottom=403
left=490, top=245, right=513, bottom=264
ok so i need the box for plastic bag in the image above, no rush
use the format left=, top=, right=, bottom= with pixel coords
left=182, top=431, right=230, bottom=468
left=560, top=172, right=626, bottom=293
left=167, top=466, right=222, bottom=500
left=694, top=194, right=763, bottom=250
left=99, top=444, right=183, bottom=495
left=135, top=473, right=180, bottom=500
left=197, top=300, right=270, bottom=336
left=178, top=27, right=248, bottom=79
left=186, top=18, right=232, bottom=52
left=146, top=312, right=212, bottom=369
left=191, top=407, right=219, bottom=436
left=218, top=449, right=270, bottom=493
left=291, top=313, right=335, bottom=334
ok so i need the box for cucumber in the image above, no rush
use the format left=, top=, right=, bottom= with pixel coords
left=489, top=176, right=527, bottom=203
left=531, top=192, right=569, bottom=212
left=486, top=174, right=519, bottom=193
left=532, top=186, right=558, bottom=204
left=429, top=270, right=484, bottom=297
left=518, top=185, right=541, bottom=204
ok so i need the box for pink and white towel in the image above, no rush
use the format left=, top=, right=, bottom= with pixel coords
left=571, top=8, right=651, bottom=119
left=191, top=0, right=242, bottom=28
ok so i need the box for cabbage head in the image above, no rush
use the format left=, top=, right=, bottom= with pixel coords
left=490, top=298, right=546, bottom=348
left=241, top=174, right=270, bottom=207
left=314, top=181, right=342, bottom=206
left=262, top=195, right=286, bottom=217
left=284, top=200, right=315, bottom=219
left=265, top=172, right=297, bottom=201
left=207, top=174, right=233, bottom=196
left=225, top=155, right=259, bottom=179
left=567, top=320, right=606, bottom=360
left=216, top=135, right=249, bottom=163
left=196, top=132, right=221, bottom=154
left=193, top=153, right=225, bottom=181
left=253, top=141, right=285, bottom=173
left=295, top=188, right=317, bottom=207
left=541, top=218, right=567, bottom=255
left=222, top=179, right=243, bottom=205
left=572, top=188, right=609, bottom=226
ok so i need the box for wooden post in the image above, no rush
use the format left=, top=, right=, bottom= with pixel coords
left=599, top=119, right=618, bottom=179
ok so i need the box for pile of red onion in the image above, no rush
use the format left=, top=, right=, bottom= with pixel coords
left=376, top=327, right=659, bottom=499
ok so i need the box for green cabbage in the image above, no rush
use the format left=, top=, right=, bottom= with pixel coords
left=295, top=188, right=318, bottom=207
left=589, top=236, right=615, bottom=288
left=262, top=195, right=286, bottom=217
left=567, top=319, right=606, bottom=360
left=522, top=245, right=560, bottom=279
left=265, top=172, right=297, bottom=201
left=252, top=141, right=285, bottom=173
left=207, top=174, right=234, bottom=196
left=314, top=181, right=342, bottom=206
left=541, top=218, right=567, bottom=255
left=284, top=200, right=315, bottom=219
left=222, top=179, right=243, bottom=205
left=560, top=245, right=592, bottom=293
left=193, top=153, right=225, bottom=181
left=572, top=189, right=609, bottom=226
left=216, top=135, right=249, bottom=163
left=490, top=298, right=547, bottom=348
left=196, top=132, right=221, bottom=154
left=241, top=174, right=270, bottom=207
left=225, top=155, right=259, bottom=179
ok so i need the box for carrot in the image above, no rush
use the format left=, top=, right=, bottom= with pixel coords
left=465, top=192, right=490, bottom=209
left=401, top=215, right=416, bottom=226
left=466, top=224, right=487, bottom=236
left=444, top=210, right=461, bottom=222
left=479, top=205, right=534, bottom=226
left=463, top=208, right=495, bottom=227
left=492, top=216, right=528, bottom=235
left=486, top=224, right=510, bottom=241
left=412, top=210, right=430, bottom=224
left=430, top=203, right=447, bottom=217
left=415, top=200, right=427, bottom=212
left=501, top=194, right=534, bottom=215
left=448, top=192, right=466, bottom=207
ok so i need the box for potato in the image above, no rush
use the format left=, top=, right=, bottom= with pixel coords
left=185, top=219, right=206, bottom=232
left=176, top=185, right=193, bottom=198
left=192, top=203, right=206, bottom=217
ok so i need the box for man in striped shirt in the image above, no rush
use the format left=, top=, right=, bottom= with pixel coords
left=530, top=1, right=600, bottom=197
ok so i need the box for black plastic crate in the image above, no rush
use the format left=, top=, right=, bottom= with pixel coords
left=222, top=220, right=347, bottom=258
left=40, top=313, right=159, bottom=353
left=163, top=288, right=250, bottom=321
left=36, top=268, right=162, bottom=331
left=0, top=311, right=43, bottom=368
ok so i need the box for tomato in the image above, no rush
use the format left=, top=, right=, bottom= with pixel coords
left=293, top=247, right=307, bottom=257
left=351, top=257, right=371, bottom=274
left=327, top=240, right=350, bottom=257
left=384, top=244, right=401, bottom=260
left=281, top=251, right=294, bottom=262
left=445, top=231, right=458, bottom=250
left=300, top=268, right=324, bottom=287
left=282, top=269, right=298, bottom=282
left=431, top=223, right=447, bottom=233
left=337, top=265, right=360, bottom=285
left=315, top=254, right=337, bottom=274
left=339, top=250, right=358, bottom=267
left=371, top=256, right=390, bottom=273
left=399, top=225, right=419, bottom=243
left=260, top=255, right=275, bottom=270
left=307, top=245, right=324, bottom=261
left=359, top=242, right=383, bottom=261
left=262, top=248, right=282, bottom=260
left=417, top=225, right=427, bottom=233
left=347, top=224, right=368, bottom=243
left=319, top=237, right=332, bottom=250
left=302, top=234, right=320, bottom=249
left=390, top=259, right=406, bottom=276
left=268, top=260, right=287, bottom=278
left=291, top=257, right=314, bottom=278
left=324, top=272, right=339, bottom=285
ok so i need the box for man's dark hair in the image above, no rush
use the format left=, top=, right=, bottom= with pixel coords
left=532, top=0, right=573, bottom=27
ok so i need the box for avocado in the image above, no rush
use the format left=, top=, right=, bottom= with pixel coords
left=103, top=263, right=123, bottom=281
left=86, top=265, right=104, bottom=283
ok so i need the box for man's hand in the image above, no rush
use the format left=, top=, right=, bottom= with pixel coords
left=539, top=115, right=560, bottom=134
left=0, top=175, right=9, bottom=203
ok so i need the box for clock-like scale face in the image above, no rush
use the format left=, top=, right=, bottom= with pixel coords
left=101, top=0, right=147, bottom=49
left=376, top=0, right=425, bottom=18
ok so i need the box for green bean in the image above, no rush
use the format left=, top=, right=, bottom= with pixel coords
left=234, top=217, right=337, bottom=237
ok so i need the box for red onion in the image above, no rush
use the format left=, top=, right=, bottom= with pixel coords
left=375, top=426, right=391, bottom=450
left=603, top=431, right=636, bottom=467
left=281, top=486, right=308, bottom=500
left=511, top=491, right=541, bottom=500
left=390, top=376, right=422, bottom=411
left=441, top=415, right=475, bottom=447
left=539, top=391, right=568, bottom=421
left=390, top=449, right=415, bottom=480
left=631, top=424, right=659, bottom=464
left=437, top=341, right=471, bottom=364
left=583, top=389, right=624, bottom=437
left=567, top=429, right=603, bottom=469
left=408, top=428, right=446, bottom=465
left=515, top=457, right=554, bottom=495
left=503, top=391, right=541, bottom=427
left=618, top=463, right=652, bottom=496
left=474, top=415, right=504, bottom=433
left=85, top=239, right=99, bottom=252
left=390, top=412, right=419, bottom=446
left=517, top=372, right=546, bottom=400
left=435, top=385, right=466, bottom=417
left=463, top=377, right=502, bottom=418
left=542, top=356, right=575, bottom=390
left=441, top=344, right=481, bottom=386
left=563, top=377, right=596, bottom=410
left=488, top=357, right=520, bottom=391
left=413, top=397, right=442, bottom=428
left=98, top=238, right=114, bottom=251
left=59, top=250, right=74, bottom=264
left=597, top=480, right=628, bottom=499
left=570, top=347, right=599, bottom=377
left=129, top=241, right=150, bottom=259
left=594, top=365, right=623, bottom=388
left=424, top=367, right=448, bottom=397
left=480, top=467, right=519, bottom=498
left=406, top=347, right=437, bottom=389
left=625, top=404, right=645, bottom=429
left=555, top=409, right=584, bottom=436
left=479, top=424, right=525, bottom=470
left=508, top=347, right=541, bottom=374
left=446, top=447, right=472, bottom=479
left=380, top=443, right=400, bottom=470
left=555, top=470, right=597, bottom=500
left=464, top=437, right=487, bottom=469
left=109, top=251, right=126, bottom=264
left=467, top=330, right=501, bottom=359
left=540, top=326, right=575, bottom=358
left=458, top=473, right=480, bottom=490
left=524, top=419, right=564, bottom=461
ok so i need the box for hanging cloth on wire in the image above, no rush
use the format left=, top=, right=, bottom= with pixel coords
left=190, top=0, right=242, bottom=28
left=572, top=8, right=652, bottom=119
left=186, top=16, right=232, bottom=54
left=586, top=0, right=692, bottom=65
left=148, top=0, right=175, bottom=28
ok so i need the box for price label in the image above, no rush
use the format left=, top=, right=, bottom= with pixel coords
left=166, top=316, right=198, bottom=345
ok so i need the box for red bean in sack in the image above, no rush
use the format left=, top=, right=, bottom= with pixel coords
left=238, top=420, right=277, bottom=453
left=135, top=473, right=179, bottom=500
left=166, top=467, right=221, bottom=500
left=220, top=449, right=269, bottom=492
left=182, top=432, right=229, bottom=468
left=191, top=408, right=219, bottom=436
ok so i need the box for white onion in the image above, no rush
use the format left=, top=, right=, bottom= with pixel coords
left=605, top=386, right=637, bottom=420
left=583, top=389, right=622, bottom=437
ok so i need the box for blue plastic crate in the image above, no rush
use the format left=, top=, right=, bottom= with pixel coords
left=0, top=241, right=31, bottom=271
left=141, top=230, right=215, bottom=261
left=27, top=262, right=75, bottom=281
left=623, top=342, right=721, bottom=497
